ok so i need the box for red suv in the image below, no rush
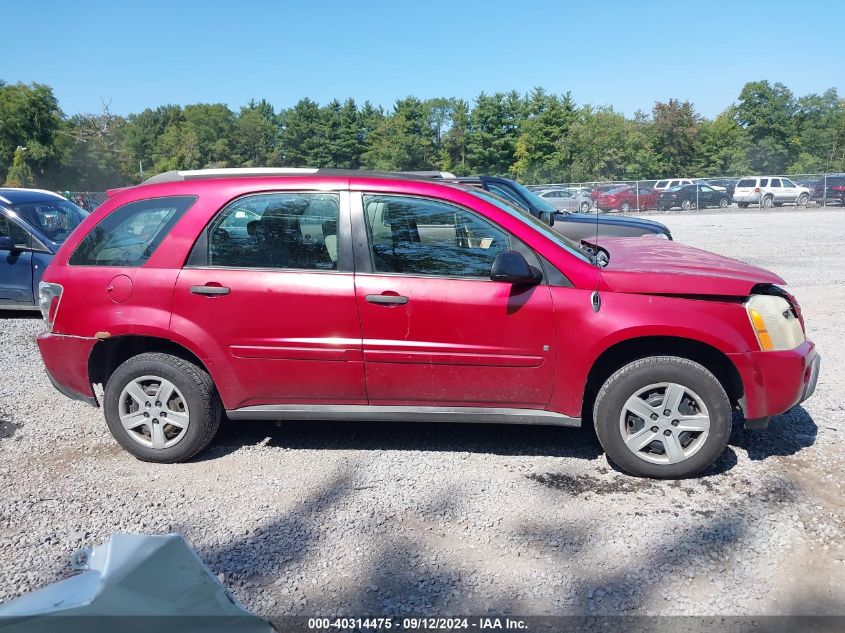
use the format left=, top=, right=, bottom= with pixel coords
left=36, top=169, right=820, bottom=478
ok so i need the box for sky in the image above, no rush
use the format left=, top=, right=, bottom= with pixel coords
left=3, top=0, right=843, bottom=119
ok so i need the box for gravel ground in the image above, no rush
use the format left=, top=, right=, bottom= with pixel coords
left=0, top=208, right=843, bottom=617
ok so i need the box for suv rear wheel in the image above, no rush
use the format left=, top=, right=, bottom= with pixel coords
left=104, top=352, right=222, bottom=463
left=593, top=356, right=731, bottom=478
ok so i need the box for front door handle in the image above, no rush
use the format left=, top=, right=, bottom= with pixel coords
left=191, top=285, right=231, bottom=296
left=365, top=294, right=409, bottom=305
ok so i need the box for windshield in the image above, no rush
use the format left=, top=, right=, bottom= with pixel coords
left=506, top=180, right=558, bottom=214
left=467, top=189, right=593, bottom=264
left=12, top=199, right=87, bottom=243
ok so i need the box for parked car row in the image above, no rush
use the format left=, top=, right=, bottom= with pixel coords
left=576, top=175, right=835, bottom=212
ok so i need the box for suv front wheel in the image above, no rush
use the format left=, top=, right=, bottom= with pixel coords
left=593, top=356, right=731, bottom=478
left=104, top=352, right=223, bottom=463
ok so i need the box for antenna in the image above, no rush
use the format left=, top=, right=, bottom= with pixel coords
left=591, top=179, right=602, bottom=312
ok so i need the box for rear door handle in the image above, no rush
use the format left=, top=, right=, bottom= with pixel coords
left=365, top=294, right=408, bottom=305
left=191, top=285, right=231, bottom=296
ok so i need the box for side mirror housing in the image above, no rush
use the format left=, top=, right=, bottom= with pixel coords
left=490, top=250, right=542, bottom=285
left=0, top=236, right=16, bottom=251
left=539, top=210, right=555, bottom=226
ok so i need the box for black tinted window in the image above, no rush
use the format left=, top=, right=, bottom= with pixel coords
left=737, top=179, right=756, bottom=187
left=363, top=195, right=509, bottom=278
left=70, top=196, right=195, bottom=267
left=208, top=193, right=340, bottom=271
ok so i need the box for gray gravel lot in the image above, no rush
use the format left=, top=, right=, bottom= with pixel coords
left=0, top=208, right=843, bottom=616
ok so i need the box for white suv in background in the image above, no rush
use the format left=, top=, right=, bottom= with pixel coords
left=733, top=176, right=811, bottom=208
left=653, top=178, right=694, bottom=191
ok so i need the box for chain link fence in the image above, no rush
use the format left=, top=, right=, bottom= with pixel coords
left=59, top=191, right=108, bottom=212
left=528, top=173, right=845, bottom=213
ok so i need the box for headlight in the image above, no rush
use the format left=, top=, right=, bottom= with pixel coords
left=745, top=294, right=805, bottom=351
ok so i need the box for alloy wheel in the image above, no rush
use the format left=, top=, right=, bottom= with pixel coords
left=618, top=382, right=711, bottom=465
left=118, top=375, right=191, bottom=449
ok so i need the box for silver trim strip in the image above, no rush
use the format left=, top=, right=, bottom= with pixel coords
left=225, top=404, right=580, bottom=427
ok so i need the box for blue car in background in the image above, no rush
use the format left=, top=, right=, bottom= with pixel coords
left=0, top=188, right=87, bottom=310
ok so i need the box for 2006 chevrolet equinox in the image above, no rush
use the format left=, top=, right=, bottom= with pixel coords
left=36, top=169, right=820, bottom=478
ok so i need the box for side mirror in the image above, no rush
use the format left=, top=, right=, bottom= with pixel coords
left=490, top=250, right=542, bottom=285
left=539, top=211, right=555, bottom=226
left=0, top=236, right=15, bottom=251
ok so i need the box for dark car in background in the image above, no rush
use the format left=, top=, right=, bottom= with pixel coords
left=703, top=179, right=737, bottom=199
left=595, top=185, right=660, bottom=213
left=810, top=174, right=845, bottom=205
left=450, top=176, right=672, bottom=241
left=659, top=184, right=731, bottom=211
left=0, top=188, right=88, bottom=310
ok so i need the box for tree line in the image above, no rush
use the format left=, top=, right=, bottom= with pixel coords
left=1, top=79, right=843, bottom=190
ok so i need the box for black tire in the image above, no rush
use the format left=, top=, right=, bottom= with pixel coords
left=620, top=202, right=631, bottom=213
left=761, top=195, right=774, bottom=208
left=718, top=197, right=729, bottom=208
left=680, top=199, right=692, bottom=210
left=104, top=352, right=223, bottom=463
left=797, top=194, right=809, bottom=207
left=593, top=356, right=731, bottom=479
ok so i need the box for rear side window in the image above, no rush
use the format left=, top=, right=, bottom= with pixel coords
left=770, top=179, right=781, bottom=187
left=69, top=196, right=195, bottom=267
left=737, top=179, right=756, bottom=187
left=206, top=192, right=340, bottom=271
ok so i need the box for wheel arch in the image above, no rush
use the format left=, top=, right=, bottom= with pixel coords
left=89, top=335, right=213, bottom=390
left=581, top=335, right=744, bottom=424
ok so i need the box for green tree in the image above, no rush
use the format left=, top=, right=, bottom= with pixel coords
left=734, top=81, right=797, bottom=172
left=465, top=91, right=524, bottom=175
left=181, top=103, right=237, bottom=167
left=560, top=106, right=654, bottom=182
left=439, top=99, right=469, bottom=174
left=649, top=99, right=701, bottom=177
left=235, top=99, right=280, bottom=167
left=790, top=89, right=845, bottom=173
left=697, top=108, right=750, bottom=175
left=0, top=81, right=64, bottom=185
left=123, top=105, right=184, bottom=180
left=4, top=146, right=35, bottom=187
left=512, top=88, right=576, bottom=183
left=362, top=97, right=435, bottom=170
left=279, top=98, right=325, bottom=166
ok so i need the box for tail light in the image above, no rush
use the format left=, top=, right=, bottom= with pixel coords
left=832, top=186, right=845, bottom=192
left=38, top=281, right=63, bottom=331
left=754, top=187, right=761, bottom=193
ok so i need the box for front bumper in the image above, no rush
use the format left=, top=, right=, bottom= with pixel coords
left=728, top=340, right=819, bottom=420
left=37, top=332, right=99, bottom=407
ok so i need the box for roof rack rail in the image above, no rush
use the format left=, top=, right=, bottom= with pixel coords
left=141, top=168, right=454, bottom=186
left=143, top=168, right=319, bottom=185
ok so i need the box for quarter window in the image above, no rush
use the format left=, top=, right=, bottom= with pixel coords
left=363, top=195, right=510, bottom=278
left=69, top=196, right=195, bottom=267
left=208, top=193, right=340, bottom=270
